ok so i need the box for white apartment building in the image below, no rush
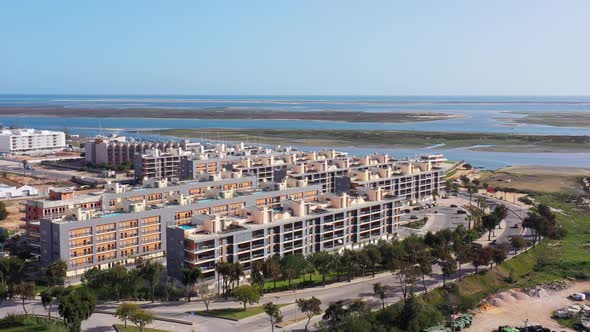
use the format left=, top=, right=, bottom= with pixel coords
left=0, top=129, right=66, bottom=155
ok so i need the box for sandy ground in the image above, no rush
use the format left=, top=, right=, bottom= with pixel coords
left=467, top=281, right=590, bottom=331
left=479, top=190, right=532, bottom=208
left=502, top=165, right=590, bottom=176
left=0, top=200, right=25, bottom=231
left=480, top=166, right=588, bottom=194
left=7, top=151, right=81, bottom=162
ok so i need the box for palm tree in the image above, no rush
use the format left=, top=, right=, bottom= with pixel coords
left=467, top=185, right=477, bottom=207
left=308, top=251, right=333, bottom=286
left=180, top=267, right=202, bottom=302
left=216, top=262, right=232, bottom=299
left=364, top=244, right=382, bottom=277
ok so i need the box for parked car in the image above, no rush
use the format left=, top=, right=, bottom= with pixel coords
left=403, top=209, right=411, bottom=213
left=457, top=209, right=467, bottom=214
left=450, top=204, right=458, bottom=208
left=412, top=207, right=421, bottom=211
left=410, top=215, right=418, bottom=219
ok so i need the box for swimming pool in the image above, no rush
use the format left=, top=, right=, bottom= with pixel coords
left=99, top=212, right=124, bottom=218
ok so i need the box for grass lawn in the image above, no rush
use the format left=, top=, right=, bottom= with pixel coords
left=0, top=315, right=66, bottom=332
left=114, top=325, right=169, bottom=332
left=263, top=272, right=337, bottom=291
left=193, top=303, right=290, bottom=321
left=262, top=269, right=381, bottom=292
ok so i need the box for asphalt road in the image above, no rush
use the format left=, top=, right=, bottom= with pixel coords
left=0, top=159, right=82, bottom=181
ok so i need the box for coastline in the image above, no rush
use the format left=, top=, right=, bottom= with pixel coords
left=145, top=128, right=590, bottom=153
left=0, top=106, right=463, bottom=123
left=498, top=111, right=590, bottom=128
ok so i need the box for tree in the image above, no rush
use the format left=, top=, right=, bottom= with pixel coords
left=58, top=287, right=96, bottom=332
left=323, top=300, right=347, bottom=331
left=115, top=302, right=139, bottom=328
left=41, top=286, right=64, bottom=319
left=467, top=185, right=478, bottom=207
left=229, top=262, right=244, bottom=288
left=492, top=244, right=508, bottom=267
left=440, top=256, right=457, bottom=287
left=297, top=297, right=322, bottom=332
left=308, top=251, right=332, bottom=286
left=416, top=250, right=433, bottom=293
left=302, top=256, right=316, bottom=283
left=129, top=307, right=155, bottom=332
left=138, top=260, right=164, bottom=303
left=522, top=212, right=540, bottom=245
left=455, top=244, right=473, bottom=279
left=180, top=266, right=202, bottom=302
left=471, top=245, right=490, bottom=273
left=46, top=260, right=68, bottom=286
left=372, top=283, right=390, bottom=310
left=483, top=213, right=500, bottom=241
left=364, top=244, right=382, bottom=277
left=22, top=160, right=28, bottom=176
left=281, top=254, right=306, bottom=287
left=232, top=285, right=260, bottom=310
left=263, top=302, right=283, bottom=332
left=262, top=257, right=281, bottom=290
left=196, top=283, right=215, bottom=312
left=216, top=262, right=232, bottom=298
left=510, top=236, right=528, bottom=254
left=14, top=281, right=35, bottom=315
left=493, top=204, right=508, bottom=229
left=106, top=265, right=128, bottom=302
left=250, top=261, right=266, bottom=290
left=340, top=249, right=358, bottom=282
left=0, top=256, right=24, bottom=286
left=0, top=202, right=8, bottom=221
left=460, top=175, right=471, bottom=188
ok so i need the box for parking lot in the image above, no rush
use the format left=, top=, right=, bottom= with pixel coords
left=397, top=200, right=470, bottom=238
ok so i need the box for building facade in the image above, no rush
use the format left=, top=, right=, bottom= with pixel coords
left=0, top=129, right=65, bottom=155
left=30, top=146, right=446, bottom=279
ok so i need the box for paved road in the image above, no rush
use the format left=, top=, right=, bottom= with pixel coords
left=0, top=192, right=531, bottom=332
left=0, top=158, right=97, bottom=181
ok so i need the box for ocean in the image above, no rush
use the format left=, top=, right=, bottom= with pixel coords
left=1, top=95, right=589, bottom=169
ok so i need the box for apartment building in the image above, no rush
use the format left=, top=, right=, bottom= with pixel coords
left=287, top=153, right=397, bottom=192
left=167, top=187, right=405, bottom=280
left=179, top=150, right=301, bottom=183
left=84, top=135, right=198, bottom=166
left=37, top=181, right=319, bottom=276
left=134, top=148, right=193, bottom=179
left=0, top=129, right=65, bottom=155
left=26, top=177, right=257, bottom=257
left=33, top=145, right=446, bottom=279
left=334, top=160, right=444, bottom=203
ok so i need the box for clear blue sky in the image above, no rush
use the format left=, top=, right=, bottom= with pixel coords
left=1, top=0, right=589, bottom=95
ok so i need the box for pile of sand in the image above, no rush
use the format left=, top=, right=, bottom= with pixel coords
left=486, top=297, right=506, bottom=307
left=526, top=287, right=549, bottom=298
left=498, top=292, right=517, bottom=303
left=511, top=290, right=530, bottom=300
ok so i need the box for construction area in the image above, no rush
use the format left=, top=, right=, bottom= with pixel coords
left=466, top=280, right=590, bottom=331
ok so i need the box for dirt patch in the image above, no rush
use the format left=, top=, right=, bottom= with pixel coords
left=0, top=199, right=25, bottom=231
left=480, top=167, right=583, bottom=194
left=468, top=281, right=590, bottom=331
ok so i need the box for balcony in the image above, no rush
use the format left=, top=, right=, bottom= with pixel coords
left=70, top=232, right=92, bottom=239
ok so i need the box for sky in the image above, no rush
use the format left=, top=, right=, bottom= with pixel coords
left=1, top=0, right=589, bottom=95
